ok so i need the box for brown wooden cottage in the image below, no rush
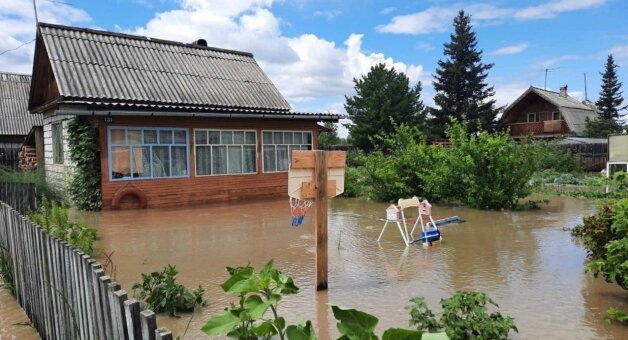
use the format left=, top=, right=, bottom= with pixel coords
left=28, top=23, right=339, bottom=209
left=0, top=72, right=43, bottom=168
left=500, top=85, right=598, bottom=138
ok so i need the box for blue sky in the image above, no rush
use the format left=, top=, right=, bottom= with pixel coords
left=1, top=0, right=627, bottom=135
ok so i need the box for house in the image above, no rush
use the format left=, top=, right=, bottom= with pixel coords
left=500, top=85, right=598, bottom=138
left=28, top=23, right=339, bottom=209
left=0, top=72, right=43, bottom=168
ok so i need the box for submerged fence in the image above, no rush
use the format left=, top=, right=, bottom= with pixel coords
left=0, top=182, right=38, bottom=214
left=0, top=202, right=173, bottom=340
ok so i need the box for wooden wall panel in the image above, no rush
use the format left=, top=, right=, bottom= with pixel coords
left=95, top=116, right=319, bottom=209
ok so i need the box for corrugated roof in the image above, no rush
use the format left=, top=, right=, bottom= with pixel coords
left=0, top=72, right=43, bottom=136
left=502, top=86, right=598, bottom=134
left=558, top=137, right=608, bottom=145
left=37, top=23, right=293, bottom=113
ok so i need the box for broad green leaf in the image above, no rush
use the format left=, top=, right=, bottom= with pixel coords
left=254, top=320, right=278, bottom=337
left=382, top=328, right=423, bottom=340
left=286, top=321, right=318, bottom=340
left=201, top=310, right=240, bottom=336
left=225, top=276, right=260, bottom=296
left=331, top=305, right=379, bottom=340
left=221, top=266, right=254, bottom=293
left=243, top=295, right=271, bottom=320
left=421, top=332, right=449, bottom=340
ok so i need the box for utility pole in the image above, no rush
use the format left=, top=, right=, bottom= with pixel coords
left=32, top=0, right=39, bottom=28
left=584, top=73, right=588, bottom=101
left=544, top=67, right=559, bottom=90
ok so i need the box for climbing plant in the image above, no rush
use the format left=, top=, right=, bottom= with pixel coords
left=67, top=118, right=102, bottom=210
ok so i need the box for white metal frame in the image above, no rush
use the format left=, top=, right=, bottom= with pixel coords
left=607, top=162, right=628, bottom=178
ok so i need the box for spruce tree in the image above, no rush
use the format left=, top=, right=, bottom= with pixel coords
left=345, top=63, right=427, bottom=152
left=596, top=54, right=626, bottom=120
left=432, top=10, right=498, bottom=137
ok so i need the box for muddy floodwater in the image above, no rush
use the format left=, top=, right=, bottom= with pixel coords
left=71, top=196, right=627, bottom=339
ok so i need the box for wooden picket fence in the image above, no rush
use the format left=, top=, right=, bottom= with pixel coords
left=0, top=182, right=38, bottom=214
left=0, top=202, right=173, bottom=340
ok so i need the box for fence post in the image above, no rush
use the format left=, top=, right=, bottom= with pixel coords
left=113, top=289, right=130, bottom=340
left=124, top=299, right=142, bottom=340
left=140, top=310, right=157, bottom=340
left=155, top=328, right=173, bottom=340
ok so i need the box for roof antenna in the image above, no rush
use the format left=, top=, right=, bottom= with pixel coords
left=544, top=67, right=559, bottom=90
left=584, top=72, right=588, bottom=101
left=32, top=0, right=39, bottom=28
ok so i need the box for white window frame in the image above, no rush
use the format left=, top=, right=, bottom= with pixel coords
left=193, top=129, right=258, bottom=176
left=552, top=111, right=561, bottom=121
left=51, top=122, right=64, bottom=164
left=607, top=162, right=628, bottom=178
left=527, top=112, right=537, bottom=123
left=262, top=130, right=313, bottom=173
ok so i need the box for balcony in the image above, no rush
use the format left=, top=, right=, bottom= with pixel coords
left=505, top=120, right=569, bottom=137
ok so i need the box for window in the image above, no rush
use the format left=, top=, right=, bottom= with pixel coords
left=262, top=131, right=312, bottom=172
left=552, top=111, right=560, bottom=120
left=108, top=127, right=189, bottom=180
left=195, top=129, right=257, bottom=175
left=52, top=123, right=64, bottom=164
left=527, top=112, right=537, bottom=123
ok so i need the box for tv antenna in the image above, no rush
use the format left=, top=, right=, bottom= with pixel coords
left=584, top=73, right=588, bottom=101
left=544, top=67, right=559, bottom=90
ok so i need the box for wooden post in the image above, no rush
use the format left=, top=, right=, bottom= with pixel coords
left=314, top=151, right=328, bottom=291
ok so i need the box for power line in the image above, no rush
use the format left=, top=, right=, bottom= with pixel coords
left=0, top=39, right=36, bottom=56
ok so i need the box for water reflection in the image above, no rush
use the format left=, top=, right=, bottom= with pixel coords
left=69, top=196, right=627, bottom=339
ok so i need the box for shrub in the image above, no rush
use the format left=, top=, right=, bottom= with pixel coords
left=66, top=118, right=102, bottom=211
left=132, top=264, right=205, bottom=316
left=531, top=140, right=583, bottom=173
left=0, top=165, right=61, bottom=202
left=0, top=244, right=15, bottom=296
left=27, top=196, right=97, bottom=254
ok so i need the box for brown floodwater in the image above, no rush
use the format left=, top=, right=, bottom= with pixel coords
left=68, top=196, right=627, bottom=339
left=0, top=279, right=40, bottom=339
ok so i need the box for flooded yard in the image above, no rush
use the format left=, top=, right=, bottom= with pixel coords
left=73, top=196, right=627, bottom=339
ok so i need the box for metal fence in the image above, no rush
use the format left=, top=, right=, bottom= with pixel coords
left=0, top=202, right=173, bottom=340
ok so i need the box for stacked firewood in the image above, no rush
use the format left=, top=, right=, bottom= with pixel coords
left=19, top=145, right=38, bottom=170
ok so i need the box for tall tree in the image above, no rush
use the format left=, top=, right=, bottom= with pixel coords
left=318, top=121, right=342, bottom=148
left=345, top=63, right=427, bottom=152
left=432, top=10, right=498, bottom=137
left=596, top=54, right=626, bottom=120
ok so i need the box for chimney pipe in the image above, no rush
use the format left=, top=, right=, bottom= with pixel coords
left=559, top=85, right=568, bottom=98
left=191, top=39, right=207, bottom=47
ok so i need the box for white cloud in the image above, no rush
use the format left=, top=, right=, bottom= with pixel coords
left=0, top=0, right=91, bottom=73
left=568, top=91, right=584, bottom=101
left=488, top=43, right=528, bottom=56
left=129, top=1, right=425, bottom=104
left=313, top=10, right=342, bottom=21
left=539, top=55, right=579, bottom=68
left=377, top=0, right=606, bottom=35
left=416, top=41, right=436, bottom=52
left=380, top=7, right=396, bottom=15
left=493, top=82, right=530, bottom=108
left=610, top=44, right=628, bottom=59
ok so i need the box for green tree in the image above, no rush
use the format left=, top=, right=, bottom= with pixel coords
left=596, top=54, right=626, bottom=120
left=432, top=10, right=498, bottom=137
left=345, top=63, right=427, bottom=152
left=582, top=117, right=624, bottom=138
left=318, top=121, right=342, bottom=148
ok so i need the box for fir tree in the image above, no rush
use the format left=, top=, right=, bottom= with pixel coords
left=345, top=63, right=427, bottom=152
left=432, top=10, right=498, bottom=137
left=596, top=54, right=626, bottom=120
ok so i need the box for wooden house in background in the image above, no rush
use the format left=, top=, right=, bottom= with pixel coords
left=28, top=23, right=339, bottom=209
left=0, top=72, right=43, bottom=168
left=499, top=85, right=598, bottom=138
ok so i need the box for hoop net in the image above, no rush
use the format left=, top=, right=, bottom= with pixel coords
left=290, top=197, right=313, bottom=227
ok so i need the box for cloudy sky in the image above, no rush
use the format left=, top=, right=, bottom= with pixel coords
left=1, top=0, right=627, bottom=134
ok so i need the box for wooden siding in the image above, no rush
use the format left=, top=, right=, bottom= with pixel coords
left=504, top=120, right=569, bottom=137
left=96, top=116, right=319, bottom=209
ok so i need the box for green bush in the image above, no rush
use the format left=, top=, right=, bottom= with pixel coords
left=27, top=196, right=97, bottom=254
left=0, top=165, right=61, bottom=202
left=0, top=244, right=15, bottom=296
left=132, top=264, right=205, bottom=316
left=67, top=118, right=102, bottom=211
left=531, top=140, right=582, bottom=173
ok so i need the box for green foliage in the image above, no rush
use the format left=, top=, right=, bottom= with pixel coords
left=432, top=10, right=498, bottom=137
left=0, top=244, right=15, bottom=296
left=531, top=141, right=583, bottom=173
left=66, top=118, right=102, bottom=210
left=27, top=196, right=97, bottom=254
left=345, top=63, right=427, bottom=152
left=318, top=122, right=343, bottom=148
left=606, top=307, right=628, bottom=324
left=582, top=118, right=624, bottom=138
left=132, top=264, right=205, bottom=316
left=596, top=54, right=626, bottom=120
left=0, top=165, right=61, bottom=202
left=533, top=171, right=628, bottom=200
left=201, top=260, right=314, bottom=340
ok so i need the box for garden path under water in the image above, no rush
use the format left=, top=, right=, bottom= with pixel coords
left=71, top=196, right=627, bottom=339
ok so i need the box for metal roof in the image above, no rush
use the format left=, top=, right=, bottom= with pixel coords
left=0, top=72, right=43, bottom=136
left=557, top=137, right=608, bottom=145
left=36, top=23, right=295, bottom=114
left=502, top=86, right=598, bottom=134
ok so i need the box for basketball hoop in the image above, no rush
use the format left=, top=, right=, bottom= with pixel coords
left=290, top=197, right=313, bottom=227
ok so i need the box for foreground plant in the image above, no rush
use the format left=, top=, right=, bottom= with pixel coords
left=0, top=244, right=15, bottom=296
left=132, top=264, right=205, bottom=316
left=201, top=260, right=316, bottom=339
left=27, top=196, right=97, bottom=254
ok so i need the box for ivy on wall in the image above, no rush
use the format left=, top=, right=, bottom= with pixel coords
left=67, top=118, right=102, bottom=210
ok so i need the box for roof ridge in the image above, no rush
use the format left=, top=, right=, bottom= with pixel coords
left=0, top=71, right=32, bottom=77
left=38, top=22, right=255, bottom=58
left=530, top=86, right=560, bottom=95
